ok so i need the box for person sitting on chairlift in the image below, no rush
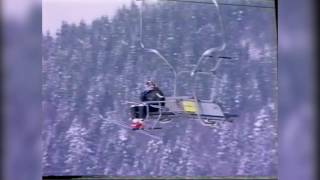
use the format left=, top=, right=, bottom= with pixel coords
left=141, top=80, right=165, bottom=110
left=130, top=80, right=165, bottom=130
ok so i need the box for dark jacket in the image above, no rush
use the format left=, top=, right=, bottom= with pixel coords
left=140, top=87, right=165, bottom=108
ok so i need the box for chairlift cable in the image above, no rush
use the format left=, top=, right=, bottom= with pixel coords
left=157, top=0, right=275, bottom=9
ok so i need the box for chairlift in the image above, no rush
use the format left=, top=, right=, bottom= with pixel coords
left=101, top=0, right=239, bottom=139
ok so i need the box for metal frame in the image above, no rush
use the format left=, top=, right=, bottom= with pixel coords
left=128, top=95, right=236, bottom=129
left=122, top=0, right=238, bottom=131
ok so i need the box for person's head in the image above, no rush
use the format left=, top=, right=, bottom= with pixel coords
left=145, top=80, right=156, bottom=90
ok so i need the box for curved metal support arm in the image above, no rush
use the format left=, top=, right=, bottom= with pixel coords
left=138, top=0, right=226, bottom=100
left=210, top=58, right=223, bottom=72
left=191, top=47, right=225, bottom=77
left=191, top=0, right=226, bottom=76
left=144, top=48, right=177, bottom=97
left=138, top=0, right=177, bottom=96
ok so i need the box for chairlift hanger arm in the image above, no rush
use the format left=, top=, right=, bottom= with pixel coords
left=138, top=0, right=177, bottom=96
left=137, top=0, right=227, bottom=96
left=144, top=48, right=177, bottom=96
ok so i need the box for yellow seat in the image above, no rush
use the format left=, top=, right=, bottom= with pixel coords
left=181, top=100, right=197, bottom=113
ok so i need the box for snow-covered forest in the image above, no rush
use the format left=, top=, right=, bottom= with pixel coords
left=42, top=1, right=277, bottom=176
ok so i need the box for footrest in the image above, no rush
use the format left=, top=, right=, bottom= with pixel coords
left=149, top=112, right=176, bottom=116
